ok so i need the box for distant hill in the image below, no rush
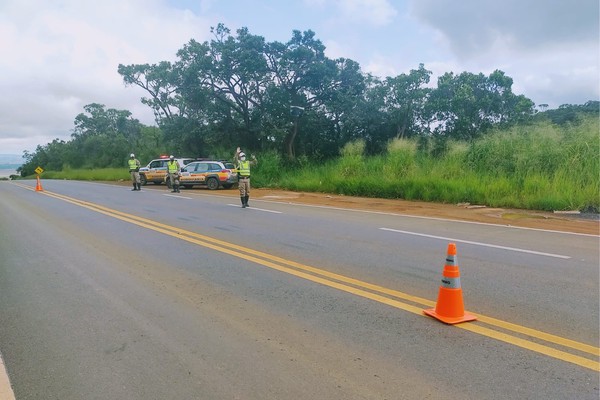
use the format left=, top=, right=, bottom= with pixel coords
left=0, top=154, right=24, bottom=164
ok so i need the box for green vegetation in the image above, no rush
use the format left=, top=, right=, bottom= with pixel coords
left=253, top=115, right=599, bottom=212
left=15, top=24, right=598, bottom=213
left=34, top=115, right=599, bottom=212
left=40, top=168, right=130, bottom=181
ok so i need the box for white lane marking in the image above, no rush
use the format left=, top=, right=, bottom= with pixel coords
left=380, top=228, right=571, bottom=259
left=227, top=204, right=282, bottom=214
left=163, top=194, right=193, bottom=199
left=97, top=183, right=597, bottom=238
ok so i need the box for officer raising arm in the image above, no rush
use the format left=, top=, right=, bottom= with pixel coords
left=128, top=153, right=141, bottom=191
left=234, top=147, right=257, bottom=208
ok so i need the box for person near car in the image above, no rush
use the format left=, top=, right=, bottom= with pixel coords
left=167, top=155, right=181, bottom=193
left=234, top=147, right=257, bottom=208
left=128, top=153, right=141, bottom=191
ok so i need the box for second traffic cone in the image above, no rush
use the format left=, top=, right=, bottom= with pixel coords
left=423, top=243, right=476, bottom=324
left=35, top=175, right=43, bottom=192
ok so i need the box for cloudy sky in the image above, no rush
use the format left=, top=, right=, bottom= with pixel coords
left=1, top=0, right=598, bottom=156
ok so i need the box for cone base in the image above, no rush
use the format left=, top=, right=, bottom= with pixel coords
left=423, top=308, right=477, bottom=324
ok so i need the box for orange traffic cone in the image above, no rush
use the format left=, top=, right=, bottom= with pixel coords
left=424, top=243, right=476, bottom=324
left=35, top=175, right=43, bottom=192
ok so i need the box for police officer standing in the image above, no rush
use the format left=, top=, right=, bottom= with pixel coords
left=167, top=155, right=181, bottom=193
left=128, top=153, right=141, bottom=191
left=234, top=147, right=257, bottom=208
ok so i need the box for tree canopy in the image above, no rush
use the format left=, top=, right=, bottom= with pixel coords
left=117, top=24, right=535, bottom=159
left=20, top=23, right=596, bottom=175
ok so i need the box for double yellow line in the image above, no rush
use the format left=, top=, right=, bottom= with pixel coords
left=23, top=184, right=600, bottom=371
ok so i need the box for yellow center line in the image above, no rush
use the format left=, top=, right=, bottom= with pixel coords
left=20, top=184, right=600, bottom=371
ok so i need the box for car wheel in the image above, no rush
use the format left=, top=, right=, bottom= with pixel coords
left=206, top=177, right=219, bottom=190
left=140, top=174, right=147, bottom=186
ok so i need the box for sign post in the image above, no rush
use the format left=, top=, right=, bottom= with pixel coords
left=34, top=166, right=44, bottom=191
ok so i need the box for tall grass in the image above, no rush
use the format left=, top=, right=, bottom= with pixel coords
left=254, top=116, right=599, bottom=211
left=41, top=167, right=130, bottom=181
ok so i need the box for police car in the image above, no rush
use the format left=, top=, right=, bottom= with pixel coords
left=169, top=160, right=238, bottom=190
left=139, top=156, right=194, bottom=186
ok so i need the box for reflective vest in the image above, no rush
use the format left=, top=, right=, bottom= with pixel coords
left=167, top=161, right=180, bottom=173
left=238, top=160, right=250, bottom=176
left=128, top=159, right=139, bottom=171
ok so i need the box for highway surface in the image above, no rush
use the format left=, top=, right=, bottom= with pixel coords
left=0, top=180, right=598, bottom=399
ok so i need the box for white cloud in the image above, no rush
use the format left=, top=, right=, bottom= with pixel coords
left=410, top=0, right=599, bottom=58
left=336, top=0, right=398, bottom=26
left=362, top=54, right=399, bottom=78
left=0, top=0, right=597, bottom=156
left=408, top=0, right=599, bottom=107
left=323, top=39, right=349, bottom=60
left=0, top=0, right=212, bottom=154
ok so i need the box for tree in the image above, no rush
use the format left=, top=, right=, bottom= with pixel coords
left=427, top=70, right=534, bottom=140
left=118, top=62, right=181, bottom=122
left=69, top=104, right=144, bottom=167
left=117, top=23, right=537, bottom=160
left=264, top=30, right=361, bottom=158
left=383, top=63, right=432, bottom=138
left=175, top=24, right=270, bottom=149
left=538, top=101, right=600, bottom=125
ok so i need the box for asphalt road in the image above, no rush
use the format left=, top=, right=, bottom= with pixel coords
left=0, top=180, right=598, bottom=399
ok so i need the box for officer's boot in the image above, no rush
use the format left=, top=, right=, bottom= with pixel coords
left=245, top=195, right=249, bottom=207
left=241, top=196, right=247, bottom=208
left=137, top=183, right=141, bottom=191
left=132, top=182, right=137, bottom=191
left=175, top=184, right=180, bottom=193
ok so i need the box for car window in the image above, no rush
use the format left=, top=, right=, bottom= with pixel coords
left=196, top=163, right=209, bottom=172
left=209, top=163, right=221, bottom=171
left=182, top=159, right=193, bottom=166
left=224, top=162, right=235, bottom=169
left=149, top=160, right=161, bottom=168
left=182, top=163, right=195, bottom=172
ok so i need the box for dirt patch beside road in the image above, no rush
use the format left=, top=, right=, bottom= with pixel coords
left=113, top=181, right=599, bottom=235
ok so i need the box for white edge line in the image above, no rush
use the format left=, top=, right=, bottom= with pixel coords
left=163, top=194, right=193, bottom=199
left=227, top=204, right=282, bottom=213
left=63, top=182, right=600, bottom=238
left=254, top=199, right=598, bottom=238
left=380, top=228, right=571, bottom=259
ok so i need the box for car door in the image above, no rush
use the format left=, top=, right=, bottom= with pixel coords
left=193, top=162, right=209, bottom=184
left=180, top=162, right=209, bottom=185
left=179, top=163, right=195, bottom=185
left=208, top=162, right=225, bottom=181
left=146, top=160, right=166, bottom=181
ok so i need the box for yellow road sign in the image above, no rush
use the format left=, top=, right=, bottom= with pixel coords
left=35, top=166, right=44, bottom=174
